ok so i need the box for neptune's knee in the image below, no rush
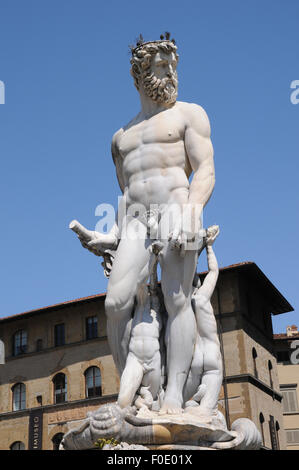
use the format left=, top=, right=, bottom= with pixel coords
left=105, top=289, right=134, bottom=321
left=162, top=288, right=189, bottom=315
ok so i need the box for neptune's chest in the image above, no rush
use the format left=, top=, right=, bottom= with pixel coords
left=118, top=112, right=184, bottom=157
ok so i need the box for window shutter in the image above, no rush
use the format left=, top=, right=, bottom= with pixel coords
left=286, top=429, right=299, bottom=444
left=281, top=388, right=299, bottom=413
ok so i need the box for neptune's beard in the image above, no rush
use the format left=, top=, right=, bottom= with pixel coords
left=142, top=72, right=178, bottom=104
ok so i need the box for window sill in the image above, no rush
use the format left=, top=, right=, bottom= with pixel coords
left=0, top=394, right=118, bottom=419
left=4, top=336, right=108, bottom=361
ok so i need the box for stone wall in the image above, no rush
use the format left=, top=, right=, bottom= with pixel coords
left=0, top=298, right=119, bottom=449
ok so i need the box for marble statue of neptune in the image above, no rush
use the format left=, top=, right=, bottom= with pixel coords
left=64, top=34, right=262, bottom=451
left=74, top=33, right=215, bottom=415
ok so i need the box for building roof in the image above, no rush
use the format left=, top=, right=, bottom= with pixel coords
left=273, top=333, right=299, bottom=340
left=218, top=261, right=294, bottom=316
left=0, top=292, right=106, bottom=324
left=198, top=261, right=293, bottom=315
left=0, top=261, right=294, bottom=325
left=274, top=327, right=299, bottom=341
left=274, top=333, right=299, bottom=338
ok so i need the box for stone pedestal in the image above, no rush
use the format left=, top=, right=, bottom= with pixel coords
left=61, top=402, right=262, bottom=451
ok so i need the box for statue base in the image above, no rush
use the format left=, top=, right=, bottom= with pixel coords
left=61, top=402, right=262, bottom=451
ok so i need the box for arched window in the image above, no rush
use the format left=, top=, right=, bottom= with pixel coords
left=52, top=433, right=64, bottom=450
left=10, top=441, right=25, bottom=450
left=53, top=373, right=67, bottom=404
left=13, top=330, right=27, bottom=356
left=268, top=360, right=273, bottom=389
left=12, top=383, right=26, bottom=411
left=85, top=366, right=102, bottom=398
left=252, top=347, right=258, bottom=379
left=259, top=413, right=265, bottom=446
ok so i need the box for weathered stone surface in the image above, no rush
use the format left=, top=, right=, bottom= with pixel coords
left=103, top=442, right=149, bottom=450
left=61, top=402, right=261, bottom=450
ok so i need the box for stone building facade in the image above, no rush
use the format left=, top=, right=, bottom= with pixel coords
left=0, top=261, right=293, bottom=450
left=0, top=293, right=119, bottom=450
left=274, top=326, right=299, bottom=450
left=208, top=262, right=292, bottom=450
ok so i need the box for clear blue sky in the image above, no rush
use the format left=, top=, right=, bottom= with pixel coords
left=0, top=0, right=298, bottom=333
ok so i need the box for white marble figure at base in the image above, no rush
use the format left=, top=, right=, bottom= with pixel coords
left=65, top=221, right=261, bottom=450
left=184, top=225, right=223, bottom=419
left=117, top=241, right=165, bottom=410
left=66, top=34, right=262, bottom=450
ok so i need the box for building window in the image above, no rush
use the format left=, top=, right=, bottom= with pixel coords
left=259, top=413, right=265, bottom=446
left=86, top=316, right=98, bottom=340
left=281, top=386, right=299, bottom=413
left=12, top=383, right=26, bottom=411
left=52, top=433, right=64, bottom=450
left=85, top=366, right=102, bottom=398
left=286, top=429, right=299, bottom=445
left=53, top=373, right=67, bottom=404
left=252, top=347, right=258, bottom=379
left=268, top=360, right=273, bottom=389
left=10, top=441, right=25, bottom=450
left=13, top=330, right=27, bottom=356
left=54, top=324, right=65, bottom=347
